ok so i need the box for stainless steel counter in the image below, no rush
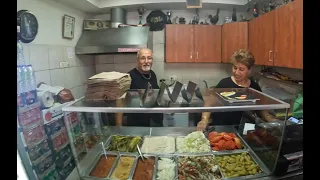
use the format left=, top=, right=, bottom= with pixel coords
left=62, top=88, right=290, bottom=113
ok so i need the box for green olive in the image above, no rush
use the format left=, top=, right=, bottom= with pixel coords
left=252, top=168, right=257, bottom=174
left=234, top=166, right=241, bottom=171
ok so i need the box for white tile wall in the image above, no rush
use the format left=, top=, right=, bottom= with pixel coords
left=153, top=30, right=165, bottom=44
left=50, top=68, right=66, bottom=87
left=34, top=71, right=51, bottom=85
left=152, top=44, right=165, bottom=62
left=29, top=45, right=50, bottom=71
left=48, top=46, right=64, bottom=69
left=23, top=44, right=95, bottom=99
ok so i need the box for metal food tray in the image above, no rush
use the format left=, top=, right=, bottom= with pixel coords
left=108, top=154, right=138, bottom=180
left=84, top=152, right=119, bottom=180
left=82, top=128, right=272, bottom=180
left=216, top=151, right=268, bottom=180
left=155, top=155, right=178, bottom=180
left=215, top=89, right=260, bottom=104
left=208, top=132, right=249, bottom=154
left=104, top=135, right=143, bottom=154
left=176, top=154, right=224, bottom=180
left=83, top=151, right=270, bottom=180
left=175, top=136, right=212, bottom=155
left=140, top=136, right=176, bottom=154
left=131, top=155, right=157, bottom=180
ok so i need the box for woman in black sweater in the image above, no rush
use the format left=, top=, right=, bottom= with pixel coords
left=197, top=49, right=276, bottom=131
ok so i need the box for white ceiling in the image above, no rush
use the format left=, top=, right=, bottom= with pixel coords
left=53, top=0, right=252, bottom=14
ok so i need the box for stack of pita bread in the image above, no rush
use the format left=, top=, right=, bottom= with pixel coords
left=84, top=71, right=131, bottom=101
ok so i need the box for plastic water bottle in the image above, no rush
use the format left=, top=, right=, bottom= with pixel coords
left=24, top=65, right=37, bottom=105
left=27, top=65, right=37, bottom=91
left=20, top=65, right=29, bottom=106
left=17, top=40, right=25, bottom=65
left=17, top=65, right=25, bottom=108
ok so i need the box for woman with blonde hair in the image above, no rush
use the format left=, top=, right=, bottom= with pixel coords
left=197, top=49, right=276, bottom=131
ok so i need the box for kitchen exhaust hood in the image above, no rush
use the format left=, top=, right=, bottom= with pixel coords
left=75, top=26, right=149, bottom=54
left=75, top=8, right=150, bottom=55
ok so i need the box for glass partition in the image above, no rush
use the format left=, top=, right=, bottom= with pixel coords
left=62, top=88, right=290, bottom=180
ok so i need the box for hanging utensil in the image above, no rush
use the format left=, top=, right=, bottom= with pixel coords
left=116, top=144, right=123, bottom=164
left=149, top=128, right=152, bottom=137
left=100, top=142, right=107, bottom=159
left=136, top=144, right=145, bottom=162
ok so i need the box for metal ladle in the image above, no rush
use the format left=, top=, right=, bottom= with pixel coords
left=116, top=144, right=123, bottom=164
left=100, top=142, right=107, bottom=159
left=136, top=144, right=145, bottom=162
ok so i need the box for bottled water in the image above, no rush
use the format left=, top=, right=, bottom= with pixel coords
left=22, top=65, right=30, bottom=92
left=17, top=65, right=38, bottom=107
left=23, top=65, right=37, bottom=105
left=17, top=40, right=25, bottom=65
left=17, top=65, right=25, bottom=108
left=27, top=65, right=37, bottom=91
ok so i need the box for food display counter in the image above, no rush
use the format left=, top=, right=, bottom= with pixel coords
left=62, top=87, right=302, bottom=180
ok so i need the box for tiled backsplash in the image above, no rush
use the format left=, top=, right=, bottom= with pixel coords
left=22, top=44, right=95, bottom=98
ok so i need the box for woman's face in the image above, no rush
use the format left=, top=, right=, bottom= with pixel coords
left=232, top=62, right=250, bottom=82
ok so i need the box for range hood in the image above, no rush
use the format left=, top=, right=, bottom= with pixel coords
left=75, top=26, right=149, bottom=54
left=75, top=8, right=150, bottom=55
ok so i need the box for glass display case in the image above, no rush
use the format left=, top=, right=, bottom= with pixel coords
left=62, top=87, right=296, bottom=180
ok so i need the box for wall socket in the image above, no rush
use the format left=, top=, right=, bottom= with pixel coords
left=169, top=75, right=177, bottom=81
left=59, top=61, right=69, bottom=68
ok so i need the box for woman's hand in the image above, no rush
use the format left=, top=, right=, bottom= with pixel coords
left=197, top=120, right=209, bottom=131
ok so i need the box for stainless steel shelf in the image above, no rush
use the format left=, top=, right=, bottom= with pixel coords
left=62, top=88, right=290, bottom=113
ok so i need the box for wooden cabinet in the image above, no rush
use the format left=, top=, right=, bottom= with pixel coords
left=194, top=25, right=221, bottom=62
left=165, top=25, right=194, bottom=63
left=249, top=11, right=275, bottom=66
left=165, top=24, right=221, bottom=63
left=274, top=0, right=303, bottom=69
left=222, top=22, right=248, bottom=63
left=249, top=0, right=303, bottom=69
left=165, top=1, right=302, bottom=68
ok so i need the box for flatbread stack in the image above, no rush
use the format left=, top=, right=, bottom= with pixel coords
left=84, top=71, right=131, bottom=101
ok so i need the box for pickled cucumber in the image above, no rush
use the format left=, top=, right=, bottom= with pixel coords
left=216, top=152, right=262, bottom=178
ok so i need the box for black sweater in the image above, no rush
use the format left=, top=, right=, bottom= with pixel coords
left=126, top=68, right=163, bottom=127
left=211, top=77, right=261, bottom=125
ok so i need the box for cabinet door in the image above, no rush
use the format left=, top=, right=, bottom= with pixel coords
left=194, top=25, right=221, bottom=62
left=249, top=11, right=275, bottom=66
left=222, top=22, right=248, bottom=63
left=165, top=24, right=194, bottom=63
left=274, top=0, right=303, bottom=69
